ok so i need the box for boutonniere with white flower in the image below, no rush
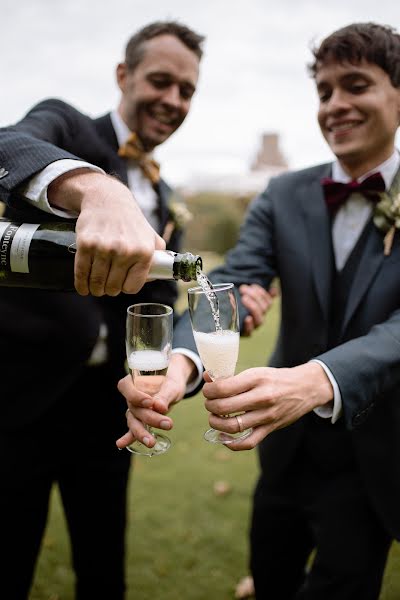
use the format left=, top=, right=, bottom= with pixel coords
left=162, top=196, right=193, bottom=244
left=373, top=168, right=400, bottom=256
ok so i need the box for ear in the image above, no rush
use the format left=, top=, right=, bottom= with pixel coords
left=397, top=87, right=400, bottom=122
left=116, top=62, right=127, bottom=91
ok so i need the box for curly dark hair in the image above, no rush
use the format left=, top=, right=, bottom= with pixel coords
left=308, top=22, right=400, bottom=87
left=124, top=21, right=205, bottom=72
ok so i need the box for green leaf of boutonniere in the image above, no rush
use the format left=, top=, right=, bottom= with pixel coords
left=373, top=167, right=400, bottom=255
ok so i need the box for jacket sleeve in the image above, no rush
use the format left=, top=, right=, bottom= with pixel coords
left=0, top=99, right=92, bottom=206
left=316, top=307, right=400, bottom=429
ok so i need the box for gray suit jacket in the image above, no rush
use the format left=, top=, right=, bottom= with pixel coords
left=174, top=162, right=400, bottom=538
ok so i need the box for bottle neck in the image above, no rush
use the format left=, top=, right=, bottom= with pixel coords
left=173, top=252, right=202, bottom=282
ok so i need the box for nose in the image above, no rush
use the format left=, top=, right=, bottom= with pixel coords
left=326, top=89, right=351, bottom=113
left=161, top=84, right=181, bottom=109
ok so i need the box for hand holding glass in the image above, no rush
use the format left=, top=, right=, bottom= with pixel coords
left=188, top=282, right=252, bottom=443
left=125, top=303, right=173, bottom=456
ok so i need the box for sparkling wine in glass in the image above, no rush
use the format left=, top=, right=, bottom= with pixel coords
left=188, top=282, right=253, bottom=444
left=125, top=303, right=173, bottom=456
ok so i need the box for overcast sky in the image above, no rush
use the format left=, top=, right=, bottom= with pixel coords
left=1, top=0, right=399, bottom=186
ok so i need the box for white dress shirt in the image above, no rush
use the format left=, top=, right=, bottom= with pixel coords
left=313, top=150, right=400, bottom=422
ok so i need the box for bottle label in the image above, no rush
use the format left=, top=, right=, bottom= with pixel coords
left=0, top=222, right=40, bottom=273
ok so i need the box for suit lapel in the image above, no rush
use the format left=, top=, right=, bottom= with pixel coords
left=342, top=222, right=385, bottom=332
left=93, top=114, right=128, bottom=185
left=156, top=179, right=172, bottom=231
left=300, top=166, right=333, bottom=322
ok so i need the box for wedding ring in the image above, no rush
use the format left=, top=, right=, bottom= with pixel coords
left=236, top=414, right=244, bottom=432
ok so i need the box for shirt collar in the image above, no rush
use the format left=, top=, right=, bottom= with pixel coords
left=110, top=110, right=154, bottom=158
left=332, top=150, right=400, bottom=189
left=110, top=110, right=131, bottom=146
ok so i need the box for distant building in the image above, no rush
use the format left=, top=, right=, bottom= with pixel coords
left=180, top=132, right=288, bottom=195
left=251, top=132, right=288, bottom=171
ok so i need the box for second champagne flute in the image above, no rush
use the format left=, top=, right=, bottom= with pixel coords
left=125, top=303, right=173, bottom=457
left=188, top=282, right=253, bottom=444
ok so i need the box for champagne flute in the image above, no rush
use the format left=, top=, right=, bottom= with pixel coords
left=125, top=303, right=173, bottom=456
left=188, top=282, right=253, bottom=444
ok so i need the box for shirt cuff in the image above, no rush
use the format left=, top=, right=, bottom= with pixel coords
left=20, top=159, right=104, bottom=218
left=172, top=347, right=203, bottom=396
left=310, top=359, right=342, bottom=423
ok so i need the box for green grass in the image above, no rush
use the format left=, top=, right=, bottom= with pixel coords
left=30, top=298, right=400, bottom=599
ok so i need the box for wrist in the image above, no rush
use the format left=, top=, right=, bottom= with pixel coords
left=48, top=169, right=105, bottom=212
left=293, top=362, right=334, bottom=411
left=169, top=353, right=196, bottom=385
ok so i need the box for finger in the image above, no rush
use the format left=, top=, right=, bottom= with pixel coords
left=73, top=247, right=92, bottom=296
left=241, top=284, right=275, bottom=313
left=208, top=412, right=250, bottom=435
left=203, top=372, right=212, bottom=383
left=244, top=297, right=263, bottom=325
left=122, top=261, right=152, bottom=295
left=151, top=378, right=181, bottom=413
left=117, top=376, right=153, bottom=408
left=241, top=290, right=270, bottom=319
left=88, top=254, right=112, bottom=297
left=127, top=406, right=173, bottom=431
left=204, top=390, right=264, bottom=417
left=223, top=425, right=273, bottom=452
left=208, top=409, right=264, bottom=433
left=116, top=430, right=136, bottom=449
left=203, top=369, right=260, bottom=400
left=125, top=411, right=157, bottom=448
left=242, top=316, right=254, bottom=337
left=103, top=253, right=133, bottom=297
left=154, top=233, right=167, bottom=250
left=269, top=286, right=279, bottom=298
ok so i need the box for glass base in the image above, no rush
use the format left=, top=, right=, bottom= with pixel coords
left=204, top=427, right=253, bottom=445
left=126, top=433, right=171, bottom=457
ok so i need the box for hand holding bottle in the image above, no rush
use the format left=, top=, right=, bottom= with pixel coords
left=48, top=169, right=165, bottom=296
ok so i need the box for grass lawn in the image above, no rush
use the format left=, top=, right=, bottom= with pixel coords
left=31, top=295, right=399, bottom=599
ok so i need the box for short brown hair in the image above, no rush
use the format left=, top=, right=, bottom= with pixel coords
left=308, top=22, right=400, bottom=87
left=124, top=21, right=205, bottom=72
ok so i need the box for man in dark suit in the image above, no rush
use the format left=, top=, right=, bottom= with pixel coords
left=0, top=21, right=204, bottom=600
left=119, top=22, right=400, bottom=599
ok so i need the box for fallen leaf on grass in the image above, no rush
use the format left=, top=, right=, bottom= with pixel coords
left=235, top=575, right=255, bottom=599
left=213, top=480, right=232, bottom=496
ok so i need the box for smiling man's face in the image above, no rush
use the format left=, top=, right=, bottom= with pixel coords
left=316, top=59, right=400, bottom=178
left=117, top=34, right=200, bottom=152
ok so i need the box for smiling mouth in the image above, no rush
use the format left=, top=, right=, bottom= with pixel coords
left=147, top=109, right=178, bottom=128
left=328, top=121, right=362, bottom=134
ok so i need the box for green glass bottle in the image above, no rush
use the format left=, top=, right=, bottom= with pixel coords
left=0, top=219, right=202, bottom=290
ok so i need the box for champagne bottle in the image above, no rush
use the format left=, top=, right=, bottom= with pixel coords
left=0, top=219, right=202, bottom=290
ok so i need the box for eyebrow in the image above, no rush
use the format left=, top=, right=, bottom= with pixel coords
left=148, top=72, right=197, bottom=96
left=316, top=70, right=371, bottom=87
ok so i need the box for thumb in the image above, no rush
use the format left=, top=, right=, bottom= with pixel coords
left=152, top=377, right=180, bottom=413
left=203, top=371, right=212, bottom=383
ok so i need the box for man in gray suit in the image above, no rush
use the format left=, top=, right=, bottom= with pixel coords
left=119, top=22, right=400, bottom=599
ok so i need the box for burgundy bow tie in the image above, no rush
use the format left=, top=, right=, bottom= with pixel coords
left=321, top=172, right=385, bottom=212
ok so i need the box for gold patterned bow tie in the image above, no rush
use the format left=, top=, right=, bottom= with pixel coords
left=118, top=132, right=160, bottom=185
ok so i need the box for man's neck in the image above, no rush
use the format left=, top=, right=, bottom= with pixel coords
left=333, top=150, right=400, bottom=188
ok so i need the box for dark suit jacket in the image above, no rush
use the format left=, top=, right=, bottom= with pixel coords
left=174, top=162, right=400, bottom=539
left=0, top=99, right=182, bottom=430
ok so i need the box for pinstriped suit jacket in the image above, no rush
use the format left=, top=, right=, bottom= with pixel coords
left=0, top=98, right=181, bottom=430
